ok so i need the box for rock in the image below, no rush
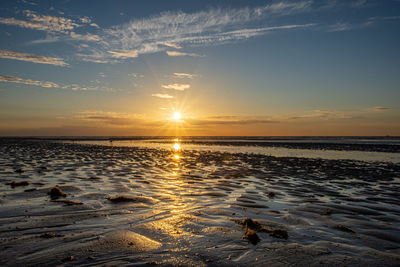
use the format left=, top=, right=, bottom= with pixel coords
left=107, top=195, right=137, bottom=203
left=244, top=227, right=260, bottom=244
left=322, top=209, right=332, bottom=215
left=240, top=217, right=288, bottom=240
left=268, top=228, right=288, bottom=239
left=62, top=255, right=75, bottom=262
left=267, top=191, right=276, bottom=198
left=10, top=181, right=30, bottom=187
left=48, top=187, right=67, bottom=199
left=40, top=232, right=56, bottom=238
left=334, top=225, right=355, bottom=233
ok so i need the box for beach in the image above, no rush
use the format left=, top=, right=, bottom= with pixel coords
left=0, top=138, right=399, bottom=266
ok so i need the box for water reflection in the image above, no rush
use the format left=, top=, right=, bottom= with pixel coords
left=172, top=138, right=181, bottom=162
left=173, top=143, right=181, bottom=151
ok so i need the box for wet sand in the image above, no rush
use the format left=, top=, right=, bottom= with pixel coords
left=0, top=139, right=400, bottom=266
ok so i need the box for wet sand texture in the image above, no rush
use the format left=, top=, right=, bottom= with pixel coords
left=0, top=139, right=399, bottom=266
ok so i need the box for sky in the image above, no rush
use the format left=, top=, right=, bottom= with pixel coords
left=0, top=0, right=399, bottom=136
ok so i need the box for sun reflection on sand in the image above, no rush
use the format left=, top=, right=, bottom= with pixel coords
left=173, top=143, right=181, bottom=151
left=143, top=138, right=201, bottom=237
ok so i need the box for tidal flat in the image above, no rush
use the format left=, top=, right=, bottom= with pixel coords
left=0, top=139, right=399, bottom=266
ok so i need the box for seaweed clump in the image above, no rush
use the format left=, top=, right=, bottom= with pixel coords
left=240, top=218, right=288, bottom=244
left=48, top=187, right=67, bottom=199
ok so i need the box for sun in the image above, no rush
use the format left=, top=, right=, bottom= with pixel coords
left=173, top=112, right=181, bottom=120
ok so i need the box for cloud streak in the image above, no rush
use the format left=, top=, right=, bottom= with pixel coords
left=161, top=83, right=190, bottom=91
left=372, top=106, right=390, bottom=111
left=0, top=74, right=115, bottom=91
left=0, top=10, right=100, bottom=42
left=166, top=51, right=204, bottom=57
left=0, top=74, right=59, bottom=88
left=152, top=93, right=174, bottom=99
left=0, top=50, right=68, bottom=66
left=172, top=73, right=198, bottom=79
left=0, top=10, right=78, bottom=33
left=74, top=110, right=142, bottom=125
left=187, top=116, right=279, bottom=126
left=108, top=49, right=138, bottom=58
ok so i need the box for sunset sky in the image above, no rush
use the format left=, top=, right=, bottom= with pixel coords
left=0, top=0, right=399, bottom=136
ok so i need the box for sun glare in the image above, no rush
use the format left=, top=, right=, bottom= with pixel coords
left=173, top=112, right=181, bottom=120
left=173, top=143, right=181, bottom=150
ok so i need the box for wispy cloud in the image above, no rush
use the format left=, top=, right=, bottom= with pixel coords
left=128, top=73, right=144, bottom=78
left=372, top=106, right=390, bottom=111
left=326, top=22, right=353, bottom=32
left=187, top=116, right=279, bottom=126
left=0, top=74, right=59, bottom=88
left=92, top=1, right=315, bottom=61
left=0, top=10, right=100, bottom=42
left=70, top=32, right=101, bottom=41
left=0, top=1, right=377, bottom=64
left=0, top=10, right=78, bottom=33
left=166, top=51, right=204, bottom=57
left=172, top=73, right=198, bottom=79
left=74, top=110, right=143, bottom=125
left=287, top=109, right=368, bottom=120
left=161, top=42, right=182, bottom=49
left=152, top=93, right=174, bottom=99
left=108, top=49, right=138, bottom=58
left=161, top=83, right=190, bottom=91
left=0, top=50, right=68, bottom=66
left=0, top=74, right=115, bottom=92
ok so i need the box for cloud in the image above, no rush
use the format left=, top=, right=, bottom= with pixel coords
left=0, top=10, right=78, bottom=33
left=372, top=106, right=390, bottom=111
left=161, top=83, right=190, bottom=91
left=172, top=73, right=197, bottom=79
left=161, top=42, right=182, bottom=49
left=152, top=93, right=174, bottom=99
left=0, top=10, right=100, bottom=43
left=0, top=50, right=68, bottom=66
left=166, top=51, right=204, bottom=57
left=29, top=35, right=60, bottom=44
left=103, top=2, right=315, bottom=57
left=74, top=110, right=142, bottom=125
left=287, top=109, right=368, bottom=120
left=1, top=2, right=370, bottom=64
left=0, top=74, right=59, bottom=88
left=327, top=22, right=353, bottom=32
left=108, top=49, right=138, bottom=58
left=0, top=74, right=115, bottom=92
left=70, top=32, right=101, bottom=41
left=128, top=73, right=144, bottom=78
left=187, top=116, right=279, bottom=126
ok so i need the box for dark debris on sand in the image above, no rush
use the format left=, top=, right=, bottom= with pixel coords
left=334, top=224, right=355, bottom=233
left=239, top=218, right=289, bottom=244
left=107, top=195, right=137, bottom=203
left=51, top=199, right=83, bottom=206
left=48, top=187, right=67, bottom=199
left=40, top=232, right=64, bottom=238
left=10, top=181, right=30, bottom=187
